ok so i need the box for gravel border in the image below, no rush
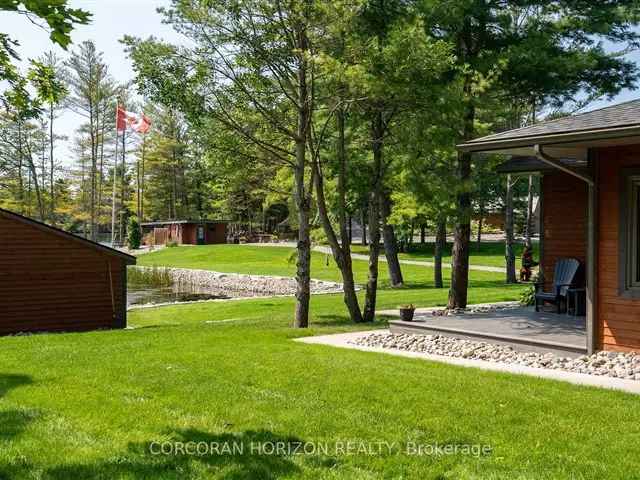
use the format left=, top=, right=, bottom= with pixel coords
left=296, top=330, right=640, bottom=395
left=351, top=332, right=640, bottom=381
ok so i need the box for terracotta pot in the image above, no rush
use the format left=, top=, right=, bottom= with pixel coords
left=399, top=308, right=415, bottom=322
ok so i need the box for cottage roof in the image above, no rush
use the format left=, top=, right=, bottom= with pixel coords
left=0, top=208, right=136, bottom=264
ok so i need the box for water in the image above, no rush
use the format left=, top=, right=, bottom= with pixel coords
left=127, top=285, right=230, bottom=306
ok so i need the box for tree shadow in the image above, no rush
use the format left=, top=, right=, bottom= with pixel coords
left=43, top=428, right=307, bottom=480
left=0, top=374, right=32, bottom=398
left=0, top=374, right=36, bottom=443
left=313, top=314, right=390, bottom=328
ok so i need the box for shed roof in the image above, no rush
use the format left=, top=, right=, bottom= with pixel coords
left=0, top=208, right=136, bottom=264
left=458, top=98, right=640, bottom=155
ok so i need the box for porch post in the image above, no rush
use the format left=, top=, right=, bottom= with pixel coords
left=586, top=150, right=598, bottom=354
left=538, top=173, right=545, bottom=285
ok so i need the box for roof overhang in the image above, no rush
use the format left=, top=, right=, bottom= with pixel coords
left=458, top=125, right=640, bottom=159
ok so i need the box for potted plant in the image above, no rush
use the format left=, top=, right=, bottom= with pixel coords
left=399, top=304, right=416, bottom=322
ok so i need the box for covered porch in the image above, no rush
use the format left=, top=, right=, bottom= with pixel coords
left=389, top=306, right=587, bottom=357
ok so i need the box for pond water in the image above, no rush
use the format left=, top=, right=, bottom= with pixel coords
left=127, top=285, right=230, bottom=306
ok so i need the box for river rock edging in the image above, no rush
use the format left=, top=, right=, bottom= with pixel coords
left=132, top=266, right=345, bottom=297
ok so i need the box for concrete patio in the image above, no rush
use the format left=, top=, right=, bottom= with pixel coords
left=388, top=306, right=587, bottom=356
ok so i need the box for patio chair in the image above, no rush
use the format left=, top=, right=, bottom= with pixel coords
left=534, top=258, right=581, bottom=313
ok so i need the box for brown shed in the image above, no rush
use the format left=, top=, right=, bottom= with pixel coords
left=0, top=208, right=136, bottom=335
left=141, top=220, right=228, bottom=246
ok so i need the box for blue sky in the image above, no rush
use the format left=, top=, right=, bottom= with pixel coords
left=2, top=1, right=639, bottom=165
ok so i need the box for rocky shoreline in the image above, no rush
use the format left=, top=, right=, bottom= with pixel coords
left=132, top=266, right=344, bottom=297
left=350, top=332, right=640, bottom=381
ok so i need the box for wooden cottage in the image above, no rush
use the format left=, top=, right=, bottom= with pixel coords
left=141, top=220, right=228, bottom=246
left=0, top=208, right=135, bottom=335
left=459, top=99, right=640, bottom=353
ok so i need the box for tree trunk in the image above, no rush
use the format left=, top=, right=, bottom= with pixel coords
left=24, top=139, right=45, bottom=221
left=525, top=174, right=534, bottom=244
left=292, top=23, right=312, bottom=329
left=49, top=104, right=56, bottom=223
left=97, top=116, right=106, bottom=231
left=361, top=207, right=367, bottom=246
left=477, top=201, right=484, bottom=250
left=312, top=107, right=363, bottom=323
left=16, top=120, right=24, bottom=213
left=381, top=190, right=403, bottom=287
left=505, top=174, right=517, bottom=283
left=294, top=158, right=311, bottom=328
left=434, top=218, right=446, bottom=288
left=448, top=76, right=474, bottom=309
left=420, top=224, right=426, bottom=244
left=363, top=111, right=384, bottom=322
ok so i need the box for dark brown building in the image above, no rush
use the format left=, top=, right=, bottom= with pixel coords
left=0, top=208, right=135, bottom=335
left=141, top=220, right=228, bottom=246
left=460, top=98, right=640, bottom=353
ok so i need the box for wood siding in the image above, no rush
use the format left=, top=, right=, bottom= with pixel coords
left=597, top=145, right=640, bottom=351
left=541, top=172, right=588, bottom=290
left=0, top=214, right=130, bottom=334
left=206, top=223, right=227, bottom=244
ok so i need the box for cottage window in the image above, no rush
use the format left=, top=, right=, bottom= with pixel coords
left=625, top=175, right=640, bottom=290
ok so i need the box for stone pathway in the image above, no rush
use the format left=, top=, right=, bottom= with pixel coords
left=296, top=330, right=640, bottom=395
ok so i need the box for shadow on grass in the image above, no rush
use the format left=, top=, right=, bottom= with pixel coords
left=382, top=279, right=522, bottom=291
left=311, top=314, right=390, bottom=329
left=39, top=429, right=308, bottom=480
left=0, top=374, right=31, bottom=398
left=0, top=374, right=37, bottom=443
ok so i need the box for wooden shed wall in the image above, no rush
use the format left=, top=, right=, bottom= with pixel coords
left=596, top=145, right=640, bottom=351
left=0, top=215, right=128, bottom=334
left=541, top=172, right=588, bottom=290
left=206, top=223, right=227, bottom=244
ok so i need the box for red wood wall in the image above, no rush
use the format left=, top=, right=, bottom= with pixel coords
left=0, top=215, right=128, bottom=334
left=206, top=223, right=227, bottom=244
left=597, top=145, right=640, bottom=351
left=541, top=172, right=588, bottom=290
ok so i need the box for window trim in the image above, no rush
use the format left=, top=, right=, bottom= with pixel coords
left=618, top=168, right=640, bottom=297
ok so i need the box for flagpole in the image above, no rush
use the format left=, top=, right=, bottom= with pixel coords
left=111, top=103, right=119, bottom=246
left=139, top=132, right=146, bottom=225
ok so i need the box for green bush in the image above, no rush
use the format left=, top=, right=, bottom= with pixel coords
left=520, top=285, right=536, bottom=306
left=127, top=217, right=141, bottom=250
left=310, top=227, right=328, bottom=245
left=166, top=240, right=179, bottom=248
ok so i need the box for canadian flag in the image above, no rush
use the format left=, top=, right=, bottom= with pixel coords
left=117, top=106, right=151, bottom=134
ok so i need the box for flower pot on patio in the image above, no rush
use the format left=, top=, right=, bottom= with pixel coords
left=399, top=305, right=416, bottom=322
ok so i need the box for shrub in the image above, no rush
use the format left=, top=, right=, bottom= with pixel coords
left=166, top=240, right=179, bottom=248
left=127, top=217, right=142, bottom=250
left=520, top=285, right=535, bottom=306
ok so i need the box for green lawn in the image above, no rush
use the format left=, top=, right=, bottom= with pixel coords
left=136, top=244, right=523, bottom=307
left=2, top=296, right=640, bottom=479
left=351, top=240, right=539, bottom=269
left=2, top=245, right=635, bottom=478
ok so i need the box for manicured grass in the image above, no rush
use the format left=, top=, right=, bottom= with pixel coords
left=2, top=297, right=640, bottom=479
left=351, top=240, right=540, bottom=268
left=2, top=245, right=622, bottom=478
